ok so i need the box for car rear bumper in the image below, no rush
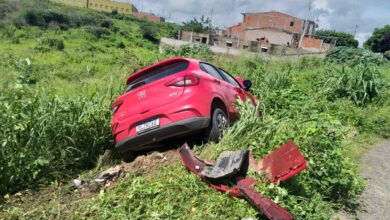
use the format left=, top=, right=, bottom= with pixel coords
left=116, top=117, right=210, bottom=153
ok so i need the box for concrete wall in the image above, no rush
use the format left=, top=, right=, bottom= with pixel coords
left=322, top=43, right=335, bottom=51
left=160, top=38, right=251, bottom=57
left=244, top=29, right=293, bottom=45
left=160, top=37, right=325, bottom=60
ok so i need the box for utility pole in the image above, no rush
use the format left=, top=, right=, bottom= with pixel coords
left=353, top=25, right=359, bottom=37
left=298, top=0, right=312, bottom=48
left=209, top=8, right=214, bottom=33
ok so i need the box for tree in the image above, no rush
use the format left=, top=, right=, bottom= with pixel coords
left=364, top=25, right=390, bottom=53
left=315, top=29, right=359, bottom=48
left=182, top=16, right=212, bottom=33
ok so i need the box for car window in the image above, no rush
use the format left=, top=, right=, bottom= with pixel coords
left=125, top=61, right=189, bottom=93
left=200, top=63, right=224, bottom=80
left=219, top=69, right=242, bottom=88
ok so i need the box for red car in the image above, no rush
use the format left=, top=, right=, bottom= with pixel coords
left=111, top=58, right=256, bottom=161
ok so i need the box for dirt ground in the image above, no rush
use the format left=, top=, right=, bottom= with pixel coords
left=334, top=140, right=390, bottom=220
left=0, top=149, right=179, bottom=218
left=356, top=140, right=390, bottom=219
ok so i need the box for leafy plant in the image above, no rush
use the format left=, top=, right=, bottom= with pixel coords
left=326, top=46, right=384, bottom=66
left=324, top=64, right=382, bottom=105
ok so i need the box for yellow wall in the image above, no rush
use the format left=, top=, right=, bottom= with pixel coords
left=50, top=0, right=88, bottom=8
left=50, top=0, right=137, bottom=14
left=89, top=0, right=136, bottom=14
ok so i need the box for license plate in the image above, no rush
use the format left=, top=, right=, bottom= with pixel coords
left=136, top=118, right=160, bottom=134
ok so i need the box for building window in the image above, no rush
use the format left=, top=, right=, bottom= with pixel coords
left=290, top=21, right=294, bottom=27
left=226, top=41, right=233, bottom=47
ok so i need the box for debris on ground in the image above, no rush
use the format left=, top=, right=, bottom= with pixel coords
left=71, top=150, right=178, bottom=192
left=94, top=165, right=124, bottom=187
left=179, top=140, right=307, bottom=220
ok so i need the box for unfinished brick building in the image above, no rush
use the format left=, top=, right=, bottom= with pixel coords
left=228, top=11, right=332, bottom=52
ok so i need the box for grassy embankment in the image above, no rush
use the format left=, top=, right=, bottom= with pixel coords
left=1, top=0, right=390, bottom=219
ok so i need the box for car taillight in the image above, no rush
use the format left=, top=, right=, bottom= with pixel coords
left=165, top=75, right=199, bottom=87
left=112, top=100, right=123, bottom=114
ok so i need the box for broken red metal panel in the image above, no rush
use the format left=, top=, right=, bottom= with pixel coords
left=237, top=178, right=293, bottom=220
left=257, top=140, right=308, bottom=183
left=178, top=141, right=307, bottom=220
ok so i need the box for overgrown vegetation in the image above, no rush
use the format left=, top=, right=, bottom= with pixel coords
left=316, top=29, right=359, bottom=48
left=364, top=25, right=390, bottom=53
left=325, top=46, right=384, bottom=66
left=1, top=0, right=390, bottom=219
left=181, top=15, right=213, bottom=33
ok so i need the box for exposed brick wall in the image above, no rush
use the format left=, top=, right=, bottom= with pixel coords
left=242, top=12, right=304, bottom=34
left=301, top=37, right=323, bottom=51
left=133, top=12, right=165, bottom=22
left=228, top=24, right=242, bottom=36
left=228, top=11, right=316, bottom=43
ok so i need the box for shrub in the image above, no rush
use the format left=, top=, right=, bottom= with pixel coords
left=87, top=26, right=111, bottom=39
left=35, top=37, right=65, bottom=51
left=100, top=19, right=113, bottom=28
left=384, top=51, right=390, bottom=60
left=24, top=10, right=45, bottom=27
left=326, top=46, right=384, bottom=66
left=140, top=23, right=159, bottom=43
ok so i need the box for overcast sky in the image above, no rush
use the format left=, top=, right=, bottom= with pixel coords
left=119, top=0, right=390, bottom=46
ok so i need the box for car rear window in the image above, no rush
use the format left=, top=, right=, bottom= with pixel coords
left=125, top=60, right=189, bottom=93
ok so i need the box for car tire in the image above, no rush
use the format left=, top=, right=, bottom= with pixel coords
left=121, top=151, right=136, bottom=163
left=207, top=108, right=228, bottom=142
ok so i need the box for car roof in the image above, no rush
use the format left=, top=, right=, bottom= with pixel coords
left=126, top=57, right=199, bottom=84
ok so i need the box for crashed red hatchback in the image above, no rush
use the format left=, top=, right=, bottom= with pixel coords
left=111, top=57, right=256, bottom=161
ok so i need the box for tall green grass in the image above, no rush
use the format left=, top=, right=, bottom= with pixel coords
left=0, top=85, right=115, bottom=195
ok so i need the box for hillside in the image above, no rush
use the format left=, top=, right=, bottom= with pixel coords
left=1, top=0, right=390, bottom=219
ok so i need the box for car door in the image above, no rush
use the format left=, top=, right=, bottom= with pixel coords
left=219, top=69, right=257, bottom=106
left=199, top=63, right=233, bottom=114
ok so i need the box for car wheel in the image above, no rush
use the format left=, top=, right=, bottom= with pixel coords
left=207, top=108, right=228, bottom=142
left=121, top=151, right=136, bottom=163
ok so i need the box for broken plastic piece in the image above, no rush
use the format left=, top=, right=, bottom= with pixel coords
left=201, top=150, right=248, bottom=179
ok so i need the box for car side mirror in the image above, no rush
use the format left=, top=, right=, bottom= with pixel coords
left=243, top=80, right=252, bottom=91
